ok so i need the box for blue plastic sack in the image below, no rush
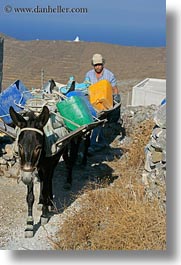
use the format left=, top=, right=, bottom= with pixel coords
left=60, top=76, right=91, bottom=96
left=0, top=80, right=33, bottom=124
left=161, top=98, right=166, bottom=105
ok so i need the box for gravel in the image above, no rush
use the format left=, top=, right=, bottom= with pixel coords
left=0, top=176, right=58, bottom=250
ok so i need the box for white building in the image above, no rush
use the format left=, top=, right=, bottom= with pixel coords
left=131, top=78, right=166, bottom=106
left=73, top=36, right=80, bottom=42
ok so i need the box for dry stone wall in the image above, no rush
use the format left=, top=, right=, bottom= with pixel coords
left=142, top=103, right=166, bottom=210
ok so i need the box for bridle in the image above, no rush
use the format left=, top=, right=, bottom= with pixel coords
left=20, top=127, right=44, bottom=136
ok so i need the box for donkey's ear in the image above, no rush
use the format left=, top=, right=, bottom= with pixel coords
left=9, top=106, right=27, bottom=128
left=36, top=106, right=49, bottom=128
left=68, top=80, right=75, bottom=92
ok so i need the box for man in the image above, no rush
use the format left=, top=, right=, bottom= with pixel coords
left=85, top=53, right=119, bottom=96
left=85, top=54, right=121, bottom=152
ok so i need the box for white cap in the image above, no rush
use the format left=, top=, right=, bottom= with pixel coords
left=92, top=54, right=104, bottom=65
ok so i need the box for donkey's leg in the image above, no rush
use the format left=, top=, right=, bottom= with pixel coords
left=81, top=133, right=90, bottom=166
left=39, top=180, right=50, bottom=225
left=39, top=176, right=50, bottom=225
left=25, top=182, right=34, bottom=238
left=62, top=147, right=72, bottom=189
left=39, top=168, right=54, bottom=225
left=39, top=154, right=61, bottom=223
left=63, top=140, right=80, bottom=189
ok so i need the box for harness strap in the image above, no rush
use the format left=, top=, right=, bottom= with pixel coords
left=20, top=127, right=44, bottom=136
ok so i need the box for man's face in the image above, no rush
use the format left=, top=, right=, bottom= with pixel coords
left=94, top=64, right=104, bottom=74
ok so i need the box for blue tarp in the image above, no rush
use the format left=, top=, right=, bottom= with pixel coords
left=0, top=80, right=33, bottom=124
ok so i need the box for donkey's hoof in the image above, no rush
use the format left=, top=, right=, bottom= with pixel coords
left=41, top=216, right=49, bottom=225
left=25, top=230, right=34, bottom=238
left=63, top=183, right=71, bottom=190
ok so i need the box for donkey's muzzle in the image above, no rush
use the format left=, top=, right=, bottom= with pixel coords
left=21, top=171, right=34, bottom=185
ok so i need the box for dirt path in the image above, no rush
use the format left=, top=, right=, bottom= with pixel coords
left=0, top=138, right=122, bottom=250
left=0, top=175, right=56, bottom=250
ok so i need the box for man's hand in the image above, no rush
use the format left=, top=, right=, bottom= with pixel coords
left=113, top=94, right=121, bottom=103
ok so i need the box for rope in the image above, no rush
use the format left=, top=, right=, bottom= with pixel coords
left=56, top=113, right=81, bottom=128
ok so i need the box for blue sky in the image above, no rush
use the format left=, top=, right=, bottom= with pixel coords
left=0, top=0, right=166, bottom=47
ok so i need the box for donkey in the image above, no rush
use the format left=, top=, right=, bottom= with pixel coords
left=9, top=105, right=90, bottom=237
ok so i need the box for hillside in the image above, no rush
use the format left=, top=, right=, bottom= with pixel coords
left=0, top=33, right=166, bottom=97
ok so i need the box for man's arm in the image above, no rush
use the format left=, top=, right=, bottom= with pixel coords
left=109, top=71, right=119, bottom=94
left=112, top=85, right=119, bottom=95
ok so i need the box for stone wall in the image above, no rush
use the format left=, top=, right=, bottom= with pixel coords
left=142, top=103, right=166, bottom=211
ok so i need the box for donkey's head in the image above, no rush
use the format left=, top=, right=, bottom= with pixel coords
left=9, top=106, right=49, bottom=184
